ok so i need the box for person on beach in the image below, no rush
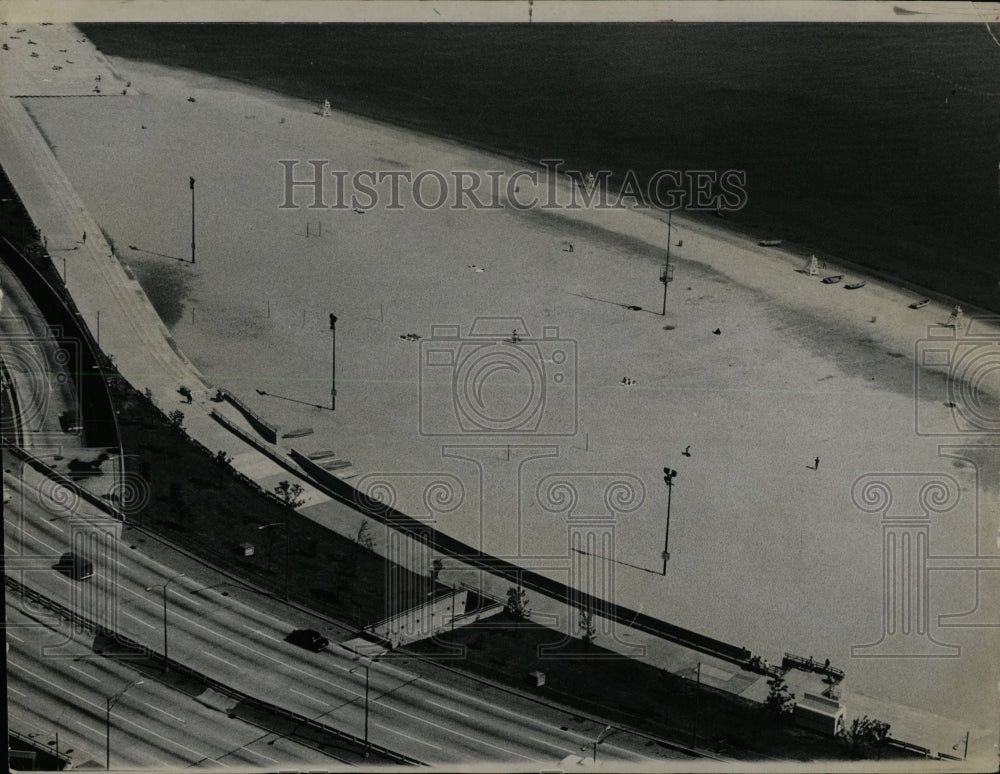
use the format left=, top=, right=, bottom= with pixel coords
left=81, top=231, right=86, bottom=243
left=814, top=456, right=819, bottom=470
left=511, top=329, right=520, bottom=344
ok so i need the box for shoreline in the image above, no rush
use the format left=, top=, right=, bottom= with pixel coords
left=76, top=24, right=1000, bottom=321
left=120, top=52, right=1000, bottom=333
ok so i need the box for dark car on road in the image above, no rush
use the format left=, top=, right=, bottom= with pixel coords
left=54, top=552, right=94, bottom=580
left=285, top=628, right=329, bottom=652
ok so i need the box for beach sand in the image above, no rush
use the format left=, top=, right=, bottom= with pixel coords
left=5, top=24, right=999, bottom=741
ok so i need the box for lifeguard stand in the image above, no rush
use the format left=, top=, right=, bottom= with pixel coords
left=804, top=255, right=819, bottom=276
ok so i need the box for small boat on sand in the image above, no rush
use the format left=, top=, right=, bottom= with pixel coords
left=844, top=282, right=866, bottom=290
left=821, top=275, right=843, bottom=285
left=758, top=239, right=782, bottom=247
left=909, top=299, right=930, bottom=309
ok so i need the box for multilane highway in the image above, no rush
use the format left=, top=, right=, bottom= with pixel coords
left=6, top=603, right=339, bottom=769
left=4, top=463, right=669, bottom=766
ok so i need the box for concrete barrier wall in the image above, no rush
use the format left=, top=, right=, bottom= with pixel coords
left=218, top=388, right=278, bottom=444
left=288, top=448, right=752, bottom=665
left=365, top=589, right=469, bottom=646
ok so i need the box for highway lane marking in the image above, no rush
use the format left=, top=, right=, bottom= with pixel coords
left=11, top=484, right=592, bottom=760
left=290, top=687, right=326, bottom=705
left=425, top=698, right=469, bottom=718
left=372, top=661, right=628, bottom=753
left=373, top=723, right=443, bottom=751
left=144, top=702, right=187, bottom=723
left=123, top=610, right=157, bottom=629
left=11, top=661, right=89, bottom=704
left=374, top=697, right=533, bottom=760
left=118, top=585, right=339, bottom=684
left=243, top=747, right=281, bottom=764
left=116, top=712, right=209, bottom=760
left=8, top=544, right=637, bottom=764
left=76, top=720, right=103, bottom=735
left=4, top=519, right=62, bottom=553
left=242, top=624, right=280, bottom=641
left=69, top=664, right=101, bottom=682
left=108, top=576, right=572, bottom=762
left=529, top=735, right=577, bottom=755
left=11, top=519, right=602, bottom=760
left=206, top=652, right=241, bottom=669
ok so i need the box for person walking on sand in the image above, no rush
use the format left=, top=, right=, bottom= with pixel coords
left=814, top=456, right=819, bottom=470
left=81, top=231, right=86, bottom=244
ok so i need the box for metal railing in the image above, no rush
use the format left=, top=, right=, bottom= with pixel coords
left=782, top=652, right=845, bottom=682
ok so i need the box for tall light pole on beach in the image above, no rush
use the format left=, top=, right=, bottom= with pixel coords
left=329, top=313, right=337, bottom=411
left=145, top=572, right=185, bottom=665
left=189, top=177, right=196, bottom=264
left=662, top=467, right=676, bottom=574
left=660, top=208, right=674, bottom=316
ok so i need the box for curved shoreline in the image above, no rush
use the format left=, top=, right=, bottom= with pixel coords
left=77, top=22, right=1000, bottom=318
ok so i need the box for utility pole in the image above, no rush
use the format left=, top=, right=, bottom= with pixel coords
left=660, top=208, right=674, bottom=316
left=329, top=313, right=337, bottom=410
left=189, top=177, right=196, bottom=264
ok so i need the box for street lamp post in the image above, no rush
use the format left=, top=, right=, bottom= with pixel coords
left=329, top=313, right=337, bottom=410
left=145, top=573, right=185, bottom=665
left=258, top=520, right=289, bottom=598
left=583, top=724, right=614, bottom=764
left=189, top=177, right=196, bottom=264
left=106, top=678, right=144, bottom=769
left=349, top=660, right=372, bottom=759
left=662, top=467, right=677, bottom=574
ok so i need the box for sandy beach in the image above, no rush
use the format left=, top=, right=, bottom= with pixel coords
left=4, top=22, right=998, bottom=745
